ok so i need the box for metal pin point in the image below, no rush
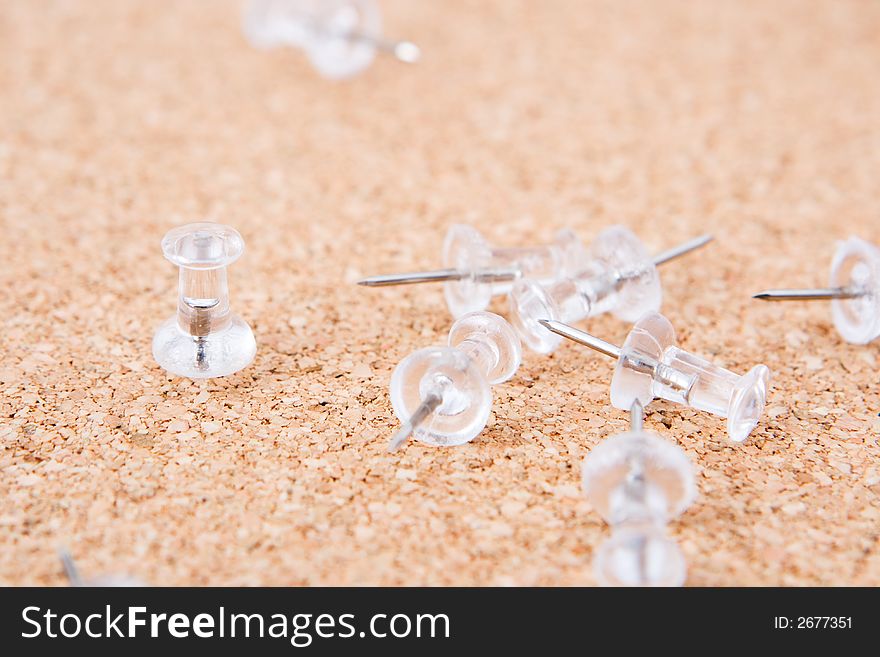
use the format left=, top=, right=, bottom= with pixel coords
left=359, top=268, right=519, bottom=287
left=630, top=399, right=644, bottom=433
left=753, top=287, right=862, bottom=301
left=59, top=549, right=83, bottom=587
left=388, top=393, right=441, bottom=452
left=363, top=35, right=420, bottom=63
left=650, top=234, right=714, bottom=267
left=537, top=319, right=621, bottom=359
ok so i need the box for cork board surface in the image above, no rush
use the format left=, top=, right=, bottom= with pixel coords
left=1, top=0, right=878, bottom=587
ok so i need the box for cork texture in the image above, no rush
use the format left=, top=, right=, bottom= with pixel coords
left=0, top=0, right=878, bottom=586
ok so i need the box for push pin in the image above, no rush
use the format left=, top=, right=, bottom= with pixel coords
left=582, top=401, right=696, bottom=587
left=243, top=0, right=420, bottom=79
left=60, top=549, right=144, bottom=587
left=754, top=236, right=880, bottom=345
left=540, top=312, right=771, bottom=442
left=153, top=223, right=256, bottom=379
left=359, top=224, right=590, bottom=318
left=388, top=311, right=522, bottom=451
left=509, top=226, right=712, bottom=354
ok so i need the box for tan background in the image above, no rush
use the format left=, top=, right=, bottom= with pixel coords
left=1, top=0, right=878, bottom=586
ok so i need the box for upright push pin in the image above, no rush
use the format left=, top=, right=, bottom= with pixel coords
left=359, top=224, right=590, bottom=318
left=59, top=549, right=144, bottom=587
left=388, top=311, right=522, bottom=451
left=540, top=312, right=771, bottom=442
left=509, top=226, right=712, bottom=354
left=243, top=0, right=420, bottom=79
left=581, top=401, right=696, bottom=587
left=753, top=237, right=880, bottom=345
left=153, top=223, right=256, bottom=379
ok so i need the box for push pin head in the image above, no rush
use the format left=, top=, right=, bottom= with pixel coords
left=388, top=312, right=521, bottom=451
left=510, top=228, right=712, bottom=354
left=754, top=237, right=880, bottom=345
left=153, top=223, right=256, bottom=379
left=582, top=402, right=696, bottom=587
left=541, top=313, right=771, bottom=442
left=359, top=224, right=589, bottom=318
left=243, top=0, right=420, bottom=79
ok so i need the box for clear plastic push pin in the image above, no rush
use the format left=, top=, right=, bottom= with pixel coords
left=753, top=236, right=880, bottom=345
left=359, top=224, right=590, bottom=318
left=60, top=549, right=144, bottom=587
left=153, top=223, right=256, bottom=379
left=509, top=226, right=713, bottom=354
left=243, top=0, right=420, bottom=80
left=540, top=312, right=771, bottom=442
left=582, top=401, right=696, bottom=587
left=388, top=311, right=522, bottom=451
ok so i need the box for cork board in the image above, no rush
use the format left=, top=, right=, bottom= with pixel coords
left=1, top=0, right=878, bottom=586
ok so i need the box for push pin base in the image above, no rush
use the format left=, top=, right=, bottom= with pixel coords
left=153, top=316, right=256, bottom=379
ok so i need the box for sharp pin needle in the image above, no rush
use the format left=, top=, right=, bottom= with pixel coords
left=652, top=234, right=714, bottom=267
left=388, top=394, right=441, bottom=452
left=537, top=319, right=622, bottom=359
left=59, top=549, right=82, bottom=587
left=753, top=287, right=862, bottom=301
left=630, top=399, right=644, bottom=433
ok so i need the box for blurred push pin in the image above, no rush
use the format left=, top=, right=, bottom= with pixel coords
left=359, top=224, right=590, bottom=318
left=754, top=237, right=880, bottom=345
left=582, top=401, right=696, bottom=587
left=60, top=549, right=144, bottom=587
left=388, top=311, right=521, bottom=451
left=243, top=0, right=420, bottom=79
left=540, top=312, right=771, bottom=442
left=509, top=227, right=712, bottom=354
left=153, top=223, right=256, bottom=379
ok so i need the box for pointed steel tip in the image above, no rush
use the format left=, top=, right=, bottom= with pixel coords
left=753, top=292, right=771, bottom=300
left=58, top=548, right=81, bottom=585
left=387, top=425, right=412, bottom=453
left=394, top=41, right=421, bottom=64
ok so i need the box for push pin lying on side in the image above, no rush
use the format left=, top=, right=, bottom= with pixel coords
left=153, top=223, right=256, bottom=379
left=540, top=312, right=771, bottom=442
left=388, top=311, right=522, bottom=451
left=60, top=549, right=144, bottom=587
left=753, top=236, right=880, bottom=345
left=509, top=226, right=713, bottom=354
left=582, top=401, right=696, bottom=587
left=243, top=0, right=420, bottom=79
left=359, top=224, right=589, bottom=318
